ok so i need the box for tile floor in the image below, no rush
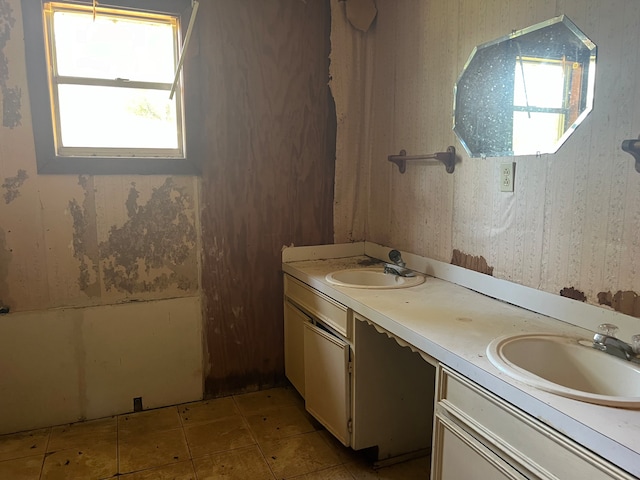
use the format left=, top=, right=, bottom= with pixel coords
left=0, top=386, right=429, bottom=479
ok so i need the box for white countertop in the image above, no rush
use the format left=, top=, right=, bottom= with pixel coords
left=282, top=249, right=640, bottom=478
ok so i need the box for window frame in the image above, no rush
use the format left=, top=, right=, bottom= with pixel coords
left=22, top=0, right=200, bottom=175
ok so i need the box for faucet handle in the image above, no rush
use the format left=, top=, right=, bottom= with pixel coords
left=598, top=323, right=619, bottom=337
left=632, top=334, right=640, bottom=355
left=389, top=249, right=402, bottom=264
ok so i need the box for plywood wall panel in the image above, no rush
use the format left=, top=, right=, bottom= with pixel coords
left=197, top=0, right=334, bottom=396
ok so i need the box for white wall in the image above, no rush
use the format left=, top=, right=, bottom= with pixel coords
left=331, top=0, right=640, bottom=333
left=0, top=297, right=203, bottom=434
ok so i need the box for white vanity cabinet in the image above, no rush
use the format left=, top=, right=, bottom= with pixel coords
left=282, top=249, right=640, bottom=478
left=283, top=274, right=435, bottom=461
left=284, top=275, right=352, bottom=446
left=432, top=365, right=636, bottom=480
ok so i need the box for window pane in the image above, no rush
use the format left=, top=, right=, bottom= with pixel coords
left=57, top=84, right=179, bottom=150
left=513, top=111, right=563, bottom=154
left=514, top=61, right=564, bottom=108
left=53, top=10, right=175, bottom=83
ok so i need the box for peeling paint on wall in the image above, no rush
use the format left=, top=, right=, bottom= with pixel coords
left=69, top=176, right=100, bottom=296
left=2, top=169, right=27, bottom=204
left=100, top=178, right=197, bottom=294
left=597, top=290, right=640, bottom=318
left=560, top=287, right=587, bottom=302
left=451, top=249, right=494, bottom=276
left=0, top=0, right=21, bottom=128
left=2, top=85, right=20, bottom=127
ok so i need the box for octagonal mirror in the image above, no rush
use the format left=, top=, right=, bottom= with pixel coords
left=453, top=15, right=597, bottom=158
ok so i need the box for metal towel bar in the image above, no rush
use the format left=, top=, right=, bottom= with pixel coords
left=388, top=147, right=456, bottom=174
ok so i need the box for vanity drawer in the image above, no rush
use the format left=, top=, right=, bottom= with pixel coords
left=437, top=366, right=634, bottom=480
left=284, top=275, right=350, bottom=338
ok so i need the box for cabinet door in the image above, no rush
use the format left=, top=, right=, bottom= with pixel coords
left=304, top=321, right=350, bottom=446
left=284, top=300, right=307, bottom=397
left=432, top=413, right=527, bottom=480
left=436, top=366, right=636, bottom=480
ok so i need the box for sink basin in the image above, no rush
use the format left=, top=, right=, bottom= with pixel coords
left=487, top=333, right=640, bottom=408
left=325, top=268, right=425, bottom=289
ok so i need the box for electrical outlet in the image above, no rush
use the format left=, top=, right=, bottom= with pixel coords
left=500, top=162, right=515, bottom=192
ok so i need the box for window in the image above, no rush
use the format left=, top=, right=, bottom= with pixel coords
left=22, top=0, right=198, bottom=174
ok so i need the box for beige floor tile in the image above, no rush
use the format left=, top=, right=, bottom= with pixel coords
left=41, top=443, right=117, bottom=480
left=0, top=388, right=433, bottom=480
left=245, top=404, right=317, bottom=443
left=290, top=465, right=355, bottom=480
left=261, top=431, right=343, bottom=479
left=346, top=455, right=430, bottom=479
left=178, top=397, right=239, bottom=425
left=234, top=387, right=303, bottom=416
left=193, top=445, right=275, bottom=480
left=118, top=407, right=181, bottom=435
left=316, top=429, right=361, bottom=465
left=118, top=428, right=190, bottom=474
left=117, top=460, right=196, bottom=479
left=184, top=415, right=255, bottom=458
left=0, top=454, right=43, bottom=480
left=0, top=428, right=50, bottom=462
left=48, top=417, right=116, bottom=452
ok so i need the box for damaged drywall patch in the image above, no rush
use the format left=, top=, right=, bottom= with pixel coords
left=597, top=290, right=640, bottom=318
left=100, top=178, right=197, bottom=294
left=2, top=169, right=27, bottom=204
left=451, top=249, right=494, bottom=276
left=0, top=0, right=21, bottom=128
left=560, top=287, right=586, bottom=302
left=69, top=176, right=100, bottom=296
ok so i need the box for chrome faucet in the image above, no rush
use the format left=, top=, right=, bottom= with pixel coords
left=592, top=324, right=640, bottom=364
left=384, top=249, right=415, bottom=277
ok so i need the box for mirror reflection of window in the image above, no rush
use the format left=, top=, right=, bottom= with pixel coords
left=453, top=16, right=596, bottom=158
left=512, top=57, right=586, bottom=155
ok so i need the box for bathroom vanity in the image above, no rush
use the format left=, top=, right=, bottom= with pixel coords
left=432, top=366, right=631, bottom=479
left=282, top=243, right=640, bottom=479
left=284, top=274, right=436, bottom=460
